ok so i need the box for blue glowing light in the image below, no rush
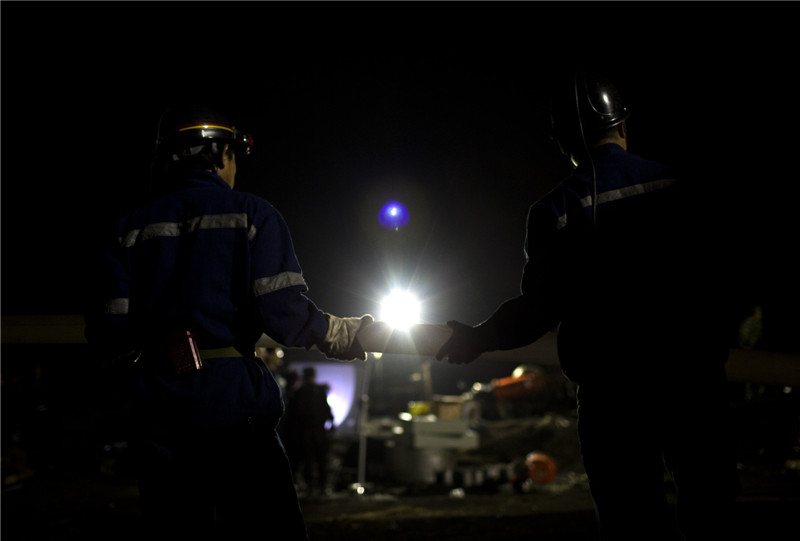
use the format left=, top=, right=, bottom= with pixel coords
left=378, top=201, right=409, bottom=230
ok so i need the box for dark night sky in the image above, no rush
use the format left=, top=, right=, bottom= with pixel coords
left=2, top=2, right=798, bottom=351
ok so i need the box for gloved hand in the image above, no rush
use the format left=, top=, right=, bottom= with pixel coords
left=318, top=313, right=374, bottom=361
left=435, top=320, right=489, bottom=364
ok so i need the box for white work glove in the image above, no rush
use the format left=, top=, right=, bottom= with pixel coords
left=318, top=313, right=374, bottom=361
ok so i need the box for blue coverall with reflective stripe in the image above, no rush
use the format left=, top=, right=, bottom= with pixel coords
left=97, top=169, right=328, bottom=355
left=480, top=143, right=737, bottom=539
left=88, top=169, right=321, bottom=539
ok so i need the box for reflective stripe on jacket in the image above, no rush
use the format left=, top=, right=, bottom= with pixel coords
left=489, top=144, right=728, bottom=383
left=91, top=170, right=328, bottom=354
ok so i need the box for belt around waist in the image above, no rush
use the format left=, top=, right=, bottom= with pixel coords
left=199, top=346, right=246, bottom=360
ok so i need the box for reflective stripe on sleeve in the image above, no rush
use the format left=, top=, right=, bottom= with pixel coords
left=104, top=298, right=129, bottom=315
left=253, top=272, right=307, bottom=297
left=120, top=213, right=249, bottom=247
left=556, top=178, right=678, bottom=230
left=583, top=178, right=678, bottom=208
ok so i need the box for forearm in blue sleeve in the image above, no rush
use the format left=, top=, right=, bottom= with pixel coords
left=477, top=203, right=560, bottom=350
left=255, top=286, right=329, bottom=348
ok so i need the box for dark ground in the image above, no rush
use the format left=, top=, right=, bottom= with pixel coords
left=2, top=346, right=799, bottom=540
left=2, top=413, right=798, bottom=541
left=1, top=457, right=798, bottom=540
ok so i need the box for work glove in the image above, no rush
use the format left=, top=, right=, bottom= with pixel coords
left=318, top=313, right=374, bottom=361
left=435, top=320, right=491, bottom=365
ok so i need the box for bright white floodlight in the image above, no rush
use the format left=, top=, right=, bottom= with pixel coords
left=380, top=289, right=421, bottom=331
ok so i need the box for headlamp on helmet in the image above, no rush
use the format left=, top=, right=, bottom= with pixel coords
left=173, top=121, right=253, bottom=160
left=155, top=105, right=254, bottom=165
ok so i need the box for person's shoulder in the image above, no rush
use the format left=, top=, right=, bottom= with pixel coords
left=233, top=190, right=284, bottom=219
left=533, top=172, right=588, bottom=213
left=231, top=188, right=270, bottom=206
left=618, top=148, right=673, bottom=179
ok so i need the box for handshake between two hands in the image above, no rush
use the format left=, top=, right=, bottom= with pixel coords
left=320, top=316, right=484, bottom=365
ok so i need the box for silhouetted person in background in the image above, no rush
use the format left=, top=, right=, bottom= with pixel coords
left=738, top=305, right=764, bottom=350
left=437, top=73, right=739, bottom=540
left=286, top=366, right=335, bottom=496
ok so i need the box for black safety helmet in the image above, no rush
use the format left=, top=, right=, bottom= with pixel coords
left=550, top=72, right=630, bottom=163
left=574, top=72, right=630, bottom=134
left=155, top=104, right=253, bottom=165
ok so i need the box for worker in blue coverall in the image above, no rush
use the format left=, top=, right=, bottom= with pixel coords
left=85, top=105, right=372, bottom=540
left=436, top=73, right=739, bottom=540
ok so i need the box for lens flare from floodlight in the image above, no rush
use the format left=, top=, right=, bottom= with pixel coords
left=378, top=201, right=409, bottom=230
left=380, top=289, right=421, bottom=331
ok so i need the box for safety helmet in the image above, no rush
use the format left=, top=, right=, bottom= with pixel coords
left=574, top=72, right=630, bottom=133
left=549, top=72, right=630, bottom=161
left=155, top=105, right=253, bottom=163
left=525, top=451, right=557, bottom=483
